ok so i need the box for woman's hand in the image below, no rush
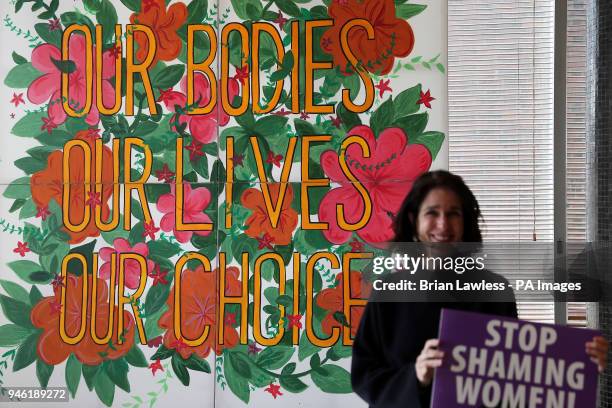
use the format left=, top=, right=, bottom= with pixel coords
left=415, top=339, right=444, bottom=386
left=586, top=336, right=608, bottom=373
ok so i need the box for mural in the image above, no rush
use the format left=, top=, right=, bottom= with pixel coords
left=0, top=0, right=446, bottom=406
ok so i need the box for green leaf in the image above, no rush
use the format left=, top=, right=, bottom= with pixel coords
left=256, top=345, right=294, bottom=370
left=35, top=23, right=61, bottom=47
left=171, top=354, right=190, bottom=386
left=152, top=65, right=185, bottom=90
left=279, top=374, right=308, bottom=392
left=151, top=344, right=174, bottom=361
left=275, top=0, right=301, bottom=16
left=119, top=0, right=140, bottom=12
left=51, top=57, right=77, bottom=74
left=10, top=198, right=26, bottom=213
left=96, top=0, right=118, bottom=44
left=82, top=364, right=100, bottom=391
left=191, top=154, right=209, bottom=179
left=3, top=177, right=31, bottom=199
left=394, top=84, right=422, bottom=118
left=13, top=332, right=38, bottom=371
left=19, top=199, right=37, bottom=219
left=60, top=11, right=95, bottom=33
left=0, top=295, right=33, bottom=328
left=224, top=351, right=250, bottom=403
left=310, top=364, right=352, bottom=393
left=187, top=0, right=208, bottom=23
left=68, top=240, right=97, bottom=276
left=298, top=327, right=321, bottom=361
left=370, top=98, right=395, bottom=136
left=29, top=285, right=43, bottom=306
left=12, top=111, right=47, bottom=137
left=94, top=369, right=115, bottom=406
left=12, top=51, right=27, bottom=65
left=337, top=102, right=361, bottom=131
left=8, top=260, right=41, bottom=284
left=66, top=354, right=82, bottom=398
left=392, top=112, right=429, bottom=138
left=15, top=156, right=46, bottom=174
left=185, top=354, right=211, bottom=373
left=396, top=3, right=427, bottom=19
left=28, top=271, right=53, bottom=284
left=231, top=0, right=262, bottom=19
left=0, top=324, right=32, bottom=347
left=132, top=120, right=158, bottom=136
left=411, top=131, right=445, bottom=160
left=255, top=115, right=288, bottom=136
left=37, top=359, right=54, bottom=388
left=106, top=359, right=130, bottom=392
left=125, top=344, right=148, bottom=367
left=4, top=63, right=42, bottom=88
left=0, top=280, right=30, bottom=304
left=293, top=119, right=316, bottom=136
left=145, top=283, right=170, bottom=317
left=228, top=351, right=252, bottom=379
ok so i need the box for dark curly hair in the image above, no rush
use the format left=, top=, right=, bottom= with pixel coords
left=393, top=170, right=483, bottom=243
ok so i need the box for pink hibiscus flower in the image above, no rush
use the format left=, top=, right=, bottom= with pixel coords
left=99, top=238, right=155, bottom=289
left=156, top=183, right=213, bottom=243
left=157, top=73, right=240, bottom=144
left=27, top=34, right=116, bottom=126
left=318, top=125, right=432, bottom=245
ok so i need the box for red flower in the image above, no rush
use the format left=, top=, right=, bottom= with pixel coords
left=241, top=184, right=298, bottom=246
left=232, top=65, right=249, bottom=85
left=330, top=116, right=342, bottom=128
left=265, top=383, right=283, bottom=399
left=287, top=314, right=303, bottom=329
left=349, top=239, right=365, bottom=252
left=31, top=274, right=135, bottom=365
left=10, top=93, right=24, bottom=107
left=316, top=271, right=371, bottom=337
left=85, top=191, right=101, bottom=208
left=256, top=233, right=275, bottom=250
left=265, top=151, right=283, bottom=167
left=13, top=241, right=30, bottom=257
left=148, top=264, right=169, bottom=286
left=159, top=266, right=242, bottom=359
left=36, top=205, right=51, bottom=221
left=318, top=125, right=431, bottom=245
left=149, top=359, right=163, bottom=376
left=129, top=0, right=187, bottom=65
left=142, top=220, right=160, bottom=241
left=274, top=12, right=288, bottom=28
left=417, top=89, right=435, bottom=109
left=155, top=163, right=175, bottom=183
left=320, top=0, right=414, bottom=75
left=374, top=79, right=392, bottom=98
left=185, top=140, right=204, bottom=161
left=40, top=116, right=57, bottom=134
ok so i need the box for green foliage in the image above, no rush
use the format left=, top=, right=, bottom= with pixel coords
left=4, top=63, right=41, bottom=88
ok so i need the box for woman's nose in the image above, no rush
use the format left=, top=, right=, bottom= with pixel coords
left=436, top=214, right=449, bottom=229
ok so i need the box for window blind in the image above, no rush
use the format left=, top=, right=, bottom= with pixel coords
left=448, top=0, right=555, bottom=322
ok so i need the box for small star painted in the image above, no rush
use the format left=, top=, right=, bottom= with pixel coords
left=108, top=43, right=121, bottom=59
left=417, top=89, right=435, bottom=109
left=10, top=93, right=24, bottom=107
left=374, top=79, right=392, bottom=98
left=274, top=12, right=288, bottom=28
left=147, top=264, right=169, bottom=286
left=149, top=359, right=164, bottom=376
left=232, top=65, right=249, bottom=85
left=256, top=233, right=274, bottom=250
left=265, top=151, right=283, bottom=167
left=155, top=163, right=175, bottom=183
left=13, top=241, right=30, bottom=257
left=41, top=117, right=57, bottom=134
left=142, top=220, right=160, bottom=240
left=265, top=383, right=283, bottom=399
left=349, top=238, right=364, bottom=252
left=51, top=273, right=65, bottom=290
left=10, top=113, right=15, bottom=119
left=330, top=116, right=342, bottom=128
left=321, top=38, right=332, bottom=50
left=85, top=191, right=101, bottom=208
left=273, top=108, right=291, bottom=116
left=300, top=111, right=310, bottom=120
left=48, top=18, right=61, bottom=31
left=233, top=154, right=244, bottom=166
left=287, top=314, right=303, bottom=329
left=185, top=140, right=204, bottom=161
left=248, top=342, right=262, bottom=355
left=36, top=205, right=51, bottom=221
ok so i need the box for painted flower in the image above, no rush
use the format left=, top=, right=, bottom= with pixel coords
left=156, top=183, right=213, bottom=243
left=158, top=265, right=242, bottom=359
left=318, top=125, right=431, bottom=245
left=31, top=274, right=135, bottom=365
left=241, top=184, right=298, bottom=246
left=30, top=130, right=114, bottom=244
left=99, top=238, right=155, bottom=289
left=320, top=0, right=415, bottom=75
left=130, top=0, right=188, bottom=65
left=27, top=34, right=116, bottom=126
left=316, top=271, right=371, bottom=337
left=158, top=73, right=240, bottom=144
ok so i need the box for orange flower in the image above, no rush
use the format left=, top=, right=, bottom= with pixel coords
left=316, top=271, right=371, bottom=337
left=158, top=266, right=242, bottom=359
left=31, top=274, right=135, bottom=366
left=320, top=0, right=415, bottom=75
left=241, top=184, right=298, bottom=246
left=130, top=0, right=188, bottom=65
left=30, top=130, right=114, bottom=244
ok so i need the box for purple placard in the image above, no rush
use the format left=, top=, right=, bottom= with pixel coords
left=431, top=309, right=601, bottom=408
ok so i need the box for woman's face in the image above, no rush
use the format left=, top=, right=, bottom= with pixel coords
left=415, top=188, right=464, bottom=243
